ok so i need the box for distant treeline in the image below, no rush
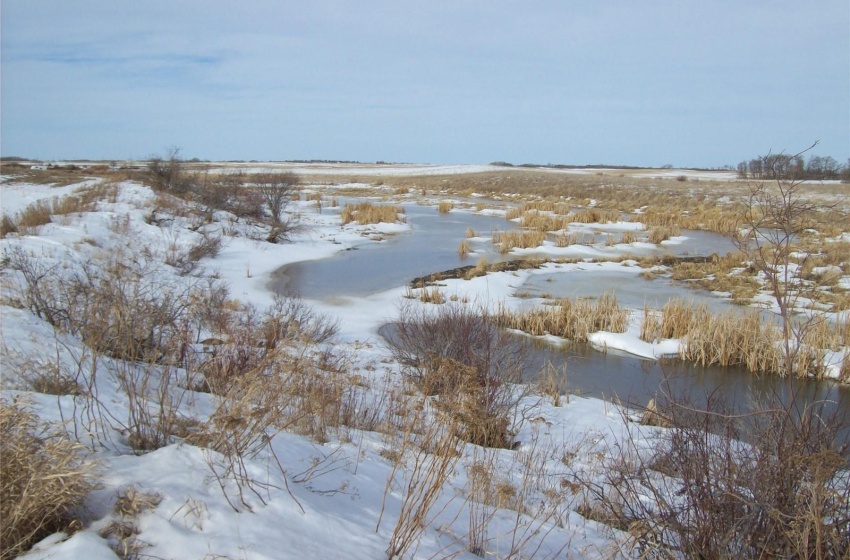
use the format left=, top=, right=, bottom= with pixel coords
left=736, top=154, right=850, bottom=181
left=489, top=161, right=734, bottom=172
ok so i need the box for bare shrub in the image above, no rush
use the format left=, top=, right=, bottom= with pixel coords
left=1, top=344, right=82, bottom=395
left=146, top=147, right=194, bottom=196
left=386, top=302, right=528, bottom=448
left=583, top=388, right=850, bottom=559
left=251, top=172, right=301, bottom=240
left=164, top=230, right=224, bottom=275
left=189, top=310, right=346, bottom=511
left=195, top=171, right=244, bottom=219
left=0, top=399, right=96, bottom=560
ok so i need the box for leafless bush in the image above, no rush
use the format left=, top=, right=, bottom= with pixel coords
left=146, top=147, right=194, bottom=196
left=191, top=340, right=351, bottom=511
left=386, top=302, right=528, bottom=448
left=0, top=399, right=97, bottom=560
left=196, top=295, right=338, bottom=394
left=1, top=245, right=73, bottom=328
left=1, top=343, right=82, bottom=395
left=583, top=387, right=850, bottom=558
left=195, top=171, right=244, bottom=219
left=251, top=172, right=300, bottom=226
left=164, top=230, right=224, bottom=275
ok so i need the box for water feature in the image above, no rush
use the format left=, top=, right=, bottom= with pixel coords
left=273, top=205, right=520, bottom=299
left=519, top=269, right=733, bottom=313
left=271, top=203, right=848, bottom=422
left=524, top=337, right=848, bottom=411
left=276, top=204, right=735, bottom=300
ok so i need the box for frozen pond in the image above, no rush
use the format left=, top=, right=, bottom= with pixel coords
left=519, top=269, right=733, bottom=313
left=525, top=338, right=848, bottom=413
left=275, top=204, right=734, bottom=300
left=272, top=205, right=520, bottom=299
left=275, top=202, right=848, bottom=422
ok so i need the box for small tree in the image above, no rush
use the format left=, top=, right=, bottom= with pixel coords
left=251, top=172, right=300, bottom=242
left=732, top=142, right=830, bottom=378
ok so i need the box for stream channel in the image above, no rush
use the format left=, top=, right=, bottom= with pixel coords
left=274, top=203, right=850, bottom=418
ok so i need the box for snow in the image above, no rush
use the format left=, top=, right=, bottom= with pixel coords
left=1, top=171, right=845, bottom=559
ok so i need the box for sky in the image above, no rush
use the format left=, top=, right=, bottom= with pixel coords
left=1, top=1, right=848, bottom=167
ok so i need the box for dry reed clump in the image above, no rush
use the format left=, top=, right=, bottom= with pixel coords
left=497, top=293, right=628, bottom=342
left=404, top=283, right=447, bottom=304
left=492, top=229, right=547, bottom=253
left=670, top=251, right=761, bottom=304
left=619, top=231, right=637, bottom=244
left=0, top=399, right=97, bottom=560
left=437, top=201, right=453, bottom=213
left=569, top=208, right=620, bottom=224
left=646, top=225, right=680, bottom=244
left=553, top=231, right=580, bottom=247
left=642, top=299, right=784, bottom=373
left=640, top=299, right=710, bottom=342
left=519, top=210, right=570, bottom=233
left=457, top=240, right=471, bottom=258
left=340, top=202, right=405, bottom=225
left=464, top=257, right=490, bottom=280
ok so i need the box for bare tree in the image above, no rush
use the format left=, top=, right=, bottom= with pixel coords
left=732, top=142, right=832, bottom=378
left=252, top=172, right=299, bottom=225
left=251, top=172, right=300, bottom=242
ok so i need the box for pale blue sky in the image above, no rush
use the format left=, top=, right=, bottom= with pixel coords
left=2, top=1, right=848, bottom=167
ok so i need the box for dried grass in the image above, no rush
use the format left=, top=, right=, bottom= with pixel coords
left=340, top=202, right=405, bottom=225
left=497, top=293, right=628, bottom=342
left=0, top=399, right=96, bottom=560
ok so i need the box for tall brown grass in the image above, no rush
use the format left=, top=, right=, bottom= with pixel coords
left=457, top=240, right=471, bottom=258
left=1, top=400, right=97, bottom=560
left=646, top=225, right=680, bottom=244
left=340, top=202, right=405, bottom=225
left=497, top=293, right=628, bottom=342
left=492, top=230, right=547, bottom=253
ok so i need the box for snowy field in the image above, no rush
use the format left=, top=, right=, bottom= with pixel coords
left=1, top=166, right=847, bottom=559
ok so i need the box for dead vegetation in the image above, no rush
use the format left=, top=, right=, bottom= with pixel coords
left=496, top=293, right=629, bottom=342
left=580, top=388, right=850, bottom=559
left=340, top=202, right=406, bottom=225
left=386, top=302, right=528, bottom=449
left=0, top=399, right=97, bottom=560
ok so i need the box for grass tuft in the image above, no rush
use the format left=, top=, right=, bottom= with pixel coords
left=1, top=399, right=96, bottom=560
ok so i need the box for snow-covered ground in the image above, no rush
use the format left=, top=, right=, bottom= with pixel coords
left=0, top=170, right=845, bottom=559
